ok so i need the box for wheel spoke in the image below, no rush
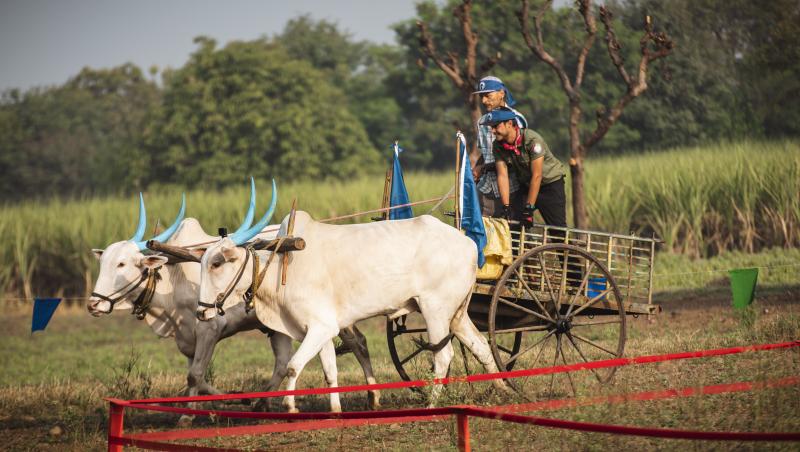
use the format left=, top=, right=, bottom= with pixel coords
left=513, top=268, right=555, bottom=322
left=495, top=324, right=550, bottom=334
left=538, top=254, right=559, bottom=307
left=498, top=344, right=515, bottom=354
left=564, top=263, right=596, bottom=318
left=571, top=331, right=618, bottom=357
left=497, top=296, right=554, bottom=324
left=565, top=332, right=602, bottom=382
left=507, top=329, right=555, bottom=363
left=548, top=335, right=561, bottom=396
left=558, top=337, right=577, bottom=396
left=569, top=287, right=614, bottom=318
left=528, top=333, right=551, bottom=369
left=570, top=319, right=622, bottom=327
left=399, top=345, right=426, bottom=365
left=557, top=249, right=571, bottom=312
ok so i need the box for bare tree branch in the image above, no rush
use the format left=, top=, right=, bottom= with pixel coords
left=600, top=7, right=631, bottom=86
left=574, top=0, right=597, bottom=89
left=517, top=0, right=576, bottom=100
left=584, top=12, right=674, bottom=149
left=417, top=21, right=464, bottom=87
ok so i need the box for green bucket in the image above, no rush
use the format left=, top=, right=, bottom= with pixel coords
left=728, top=267, right=759, bottom=310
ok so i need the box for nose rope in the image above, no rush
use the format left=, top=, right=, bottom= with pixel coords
left=90, top=269, right=150, bottom=312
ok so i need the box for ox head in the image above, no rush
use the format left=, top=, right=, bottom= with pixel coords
left=88, top=194, right=186, bottom=316
left=197, top=179, right=277, bottom=321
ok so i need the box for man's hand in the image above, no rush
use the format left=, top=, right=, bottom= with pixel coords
left=501, top=204, right=512, bottom=221
left=523, top=203, right=537, bottom=227
left=471, top=163, right=484, bottom=182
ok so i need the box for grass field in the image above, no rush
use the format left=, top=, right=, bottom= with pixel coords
left=1, top=283, right=798, bottom=450
left=0, top=139, right=798, bottom=298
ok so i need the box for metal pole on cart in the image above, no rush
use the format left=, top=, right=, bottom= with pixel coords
left=454, top=134, right=462, bottom=230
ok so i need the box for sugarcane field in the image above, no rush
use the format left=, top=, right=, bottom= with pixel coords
left=1, top=1, right=799, bottom=451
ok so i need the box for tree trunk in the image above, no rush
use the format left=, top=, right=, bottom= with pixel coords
left=568, top=101, right=588, bottom=229
left=467, top=94, right=482, bottom=162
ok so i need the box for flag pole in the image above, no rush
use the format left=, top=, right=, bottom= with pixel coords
left=454, top=134, right=462, bottom=230
left=381, top=165, right=392, bottom=221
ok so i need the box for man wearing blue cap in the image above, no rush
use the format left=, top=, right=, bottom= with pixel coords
left=481, top=106, right=567, bottom=228
left=472, top=76, right=527, bottom=220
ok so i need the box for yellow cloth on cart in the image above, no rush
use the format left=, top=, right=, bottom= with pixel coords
left=476, top=217, right=513, bottom=280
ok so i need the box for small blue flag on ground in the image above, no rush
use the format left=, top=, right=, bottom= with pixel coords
left=457, top=132, right=487, bottom=268
left=31, top=298, right=61, bottom=333
left=389, top=142, right=413, bottom=220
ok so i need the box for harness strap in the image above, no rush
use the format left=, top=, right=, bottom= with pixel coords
left=131, top=268, right=160, bottom=320
left=205, top=247, right=251, bottom=316
left=90, top=269, right=150, bottom=311
left=244, top=236, right=286, bottom=313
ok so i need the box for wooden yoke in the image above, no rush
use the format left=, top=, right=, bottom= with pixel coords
left=282, top=199, right=297, bottom=285
left=250, top=236, right=305, bottom=252
left=146, top=240, right=201, bottom=263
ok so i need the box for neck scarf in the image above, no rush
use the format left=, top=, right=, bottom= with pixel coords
left=500, top=125, right=522, bottom=155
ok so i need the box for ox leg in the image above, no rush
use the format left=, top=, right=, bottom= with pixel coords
left=422, top=317, right=455, bottom=407
left=451, top=304, right=511, bottom=393
left=318, top=341, right=342, bottom=412
left=282, top=327, right=338, bottom=413
left=179, top=318, right=224, bottom=427
left=254, top=332, right=293, bottom=412
left=339, top=325, right=380, bottom=409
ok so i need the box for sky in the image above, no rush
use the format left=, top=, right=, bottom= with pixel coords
left=0, top=0, right=420, bottom=92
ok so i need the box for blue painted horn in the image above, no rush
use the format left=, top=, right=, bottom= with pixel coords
left=134, top=193, right=187, bottom=251
left=129, top=193, right=147, bottom=242
left=130, top=194, right=187, bottom=251
left=232, top=177, right=257, bottom=235
left=229, top=179, right=277, bottom=246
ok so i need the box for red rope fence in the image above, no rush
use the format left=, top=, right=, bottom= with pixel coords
left=106, top=340, right=800, bottom=451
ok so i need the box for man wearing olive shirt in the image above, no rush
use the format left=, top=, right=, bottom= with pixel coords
left=481, top=107, right=567, bottom=228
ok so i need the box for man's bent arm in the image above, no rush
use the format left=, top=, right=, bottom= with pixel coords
left=527, top=158, right=544, bottom=206
left=496, top=161, right=511, bottom=206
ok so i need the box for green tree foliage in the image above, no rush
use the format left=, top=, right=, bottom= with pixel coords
left=0, top=64, right=159, bottom=201
left=144, top=37, right=382, bottom=188
left=275, top=16, right=406, bottom=161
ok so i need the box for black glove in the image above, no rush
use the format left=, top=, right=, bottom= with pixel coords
left=523, top=203, right=537, bottom=227
left=500, top=204, right=512, bottom=221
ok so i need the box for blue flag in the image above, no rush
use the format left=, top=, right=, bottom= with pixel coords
left=457, top=132, right=487, bottom=268
left=389, top=142, right=413, bottom=220
left=31, top=298, right=61, bottom=333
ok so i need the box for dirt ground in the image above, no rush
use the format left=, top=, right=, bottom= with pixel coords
left=0, top=285, right=798, bottom=451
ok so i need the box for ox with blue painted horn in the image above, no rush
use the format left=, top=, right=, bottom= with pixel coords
left=196, top=209, right=511, bottom=412
left=87, top=181, right=380, bottom=422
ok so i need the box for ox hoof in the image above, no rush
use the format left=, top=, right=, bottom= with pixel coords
left=177, top=415, right=194, bottom=428
left=287, top=407, right=300, bottom=414
left=369, top=392, right=381, bottom=410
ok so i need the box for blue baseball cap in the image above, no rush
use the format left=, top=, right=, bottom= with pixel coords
left=472, top=76, right=517, bottom=107
left=479, top=107, right=518, bottom=126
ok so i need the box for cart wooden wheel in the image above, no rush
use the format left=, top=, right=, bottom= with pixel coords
left=387, top=312, right=523, bottom=382
left=488, top=243, right=626, bottom=396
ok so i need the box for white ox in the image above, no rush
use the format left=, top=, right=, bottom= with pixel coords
left=89, top=187, right=379, bottom=422
left=197, top=211, right=507, bottom=412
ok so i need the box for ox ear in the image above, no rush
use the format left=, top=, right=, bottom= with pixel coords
left=221, top=245, right=239, bottom=262
left=92, top=249, right=104, bottom=261
left=140, top=254, right=169, bottom=269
